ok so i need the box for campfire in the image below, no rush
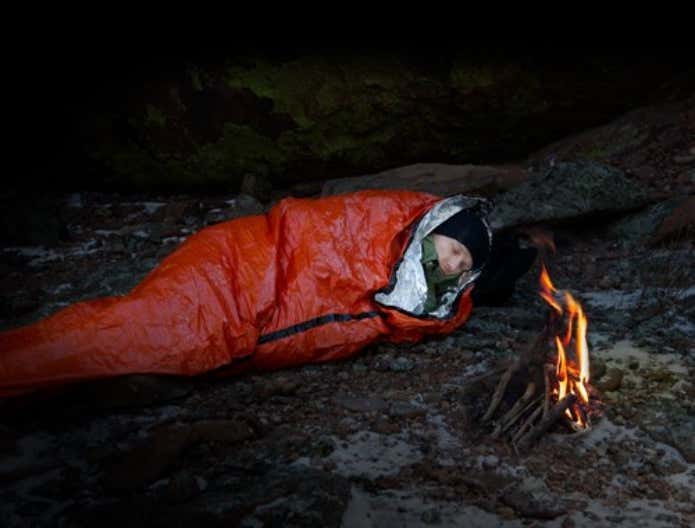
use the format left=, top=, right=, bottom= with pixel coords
left=481, top=263, right=601, bottom=452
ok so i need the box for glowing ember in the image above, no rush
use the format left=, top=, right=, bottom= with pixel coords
left=540, top=264, right=592, bottom=430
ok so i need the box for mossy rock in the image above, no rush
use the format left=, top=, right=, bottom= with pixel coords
left=73, top=51, right=679, bottom=192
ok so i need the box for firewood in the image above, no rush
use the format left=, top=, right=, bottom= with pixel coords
left=543, top=365, right=552, bottom=420
left=511, top=404, right=544, bottom=445
left=492, top=383, right=538, bottom=438
left=515, top=394, right=577, bottom=452
left=482, top=325, right=551, bottom=422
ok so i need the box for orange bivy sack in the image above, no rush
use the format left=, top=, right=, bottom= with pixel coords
left=1, top=190, right=490, bottom=397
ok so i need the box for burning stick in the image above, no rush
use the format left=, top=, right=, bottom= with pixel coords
left=516, top=394, right=577, bottom=452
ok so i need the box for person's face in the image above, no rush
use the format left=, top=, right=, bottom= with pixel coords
left=432, top=233, right=473, bottom=277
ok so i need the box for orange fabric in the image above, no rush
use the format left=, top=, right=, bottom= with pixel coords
left=0, top=190, right=474, bottom=397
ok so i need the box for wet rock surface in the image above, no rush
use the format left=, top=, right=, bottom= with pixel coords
left=1, top=185, right=693, bottom=527
left=2, top=105, right=695, bottom=525
left=501, top=476, right=566, bottom=519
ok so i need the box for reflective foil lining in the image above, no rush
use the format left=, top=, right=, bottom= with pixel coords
left=374, top=194, right=493, bottom=318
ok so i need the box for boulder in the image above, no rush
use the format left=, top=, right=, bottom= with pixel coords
left=321, top=163, right=527, bottom=197
left=489, top=160, right=649, bottom=230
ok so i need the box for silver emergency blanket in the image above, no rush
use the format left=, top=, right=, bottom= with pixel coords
left=374, top=194, right=493, bottom=318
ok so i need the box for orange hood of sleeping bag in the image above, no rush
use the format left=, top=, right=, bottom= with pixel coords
left=0, top=190, right=491, bottom=397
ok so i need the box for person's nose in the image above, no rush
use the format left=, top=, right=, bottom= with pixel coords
left=446, top=255, right=464, bottom=274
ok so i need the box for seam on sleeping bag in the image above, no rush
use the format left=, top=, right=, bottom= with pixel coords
left=258, top=311, right=382, bottom=344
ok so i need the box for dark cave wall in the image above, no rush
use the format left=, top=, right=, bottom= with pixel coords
left=14, top=44, right=695, bottom=194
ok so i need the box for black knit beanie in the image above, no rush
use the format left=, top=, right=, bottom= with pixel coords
left=432, top=210, right=491, bottom=271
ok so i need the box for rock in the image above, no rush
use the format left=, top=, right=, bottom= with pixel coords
left=237, top=468, right=352, bottom=527
left=590, top=358, right=607, bottom=381
left=102, top=425, right=194, bottom=492
left=257, top=376, right=300, bottom=398
left=562, top=515, right=576, bottom=528
left=351, top=363, right=368, bottom=373
left=335, top=396, right=388, bottom=413
left=453, top=467, right=512, bottom=495
left=497, top=506, right=517, bottom=520
left=321, top=163, right=527, bottom=197
left=195, top=476, right=208, bottom=492
left=313, top=436, right=337, bottom=457
left=388, top=357, right=415, bottom=372
left=421, top=508, right=442, bottom=524
left=158, top=470, right=204, bottom=503
left=489, top=160, right=649, bottom=231
left=69, top=374, right=194, bottom=411
left=649, top=195, right=695, bottom=246
left=501, top=476, right=566, bottom=519
left=241, top=173, right=273, bottom=202
left=205, top=195, right=266, bottom=225
left=373, top=355, right=393, bottom=372
left=609, top=196, right=692, bottom=245
left=668, top=420, right=695, bottom=463
left=389, top=402, right=427, bottom=419
left=423, top=392, right=443, bottom=405
left=204, top=208, right=229, bottom=225
left=480, top=455, right=499, bottom=470
left=634, top=403, right=695, bottom=463
left=192, top=419, right=257, bottom=445
left=372, top=419, right=400, bottom=435
left=161, top=200, right=193, bottom=223
left=645, top=369, right=673, bottom=383
left=596, top=368, right=623, bottom=392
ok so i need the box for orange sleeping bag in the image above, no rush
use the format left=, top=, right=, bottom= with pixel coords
left=1, top=190, right=479, bottom=397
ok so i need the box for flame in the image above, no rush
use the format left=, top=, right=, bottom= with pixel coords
left=555, top=337, right=567, bottom=401
left=539, top=265, right=563, bottom=314
left=540, top=264, right=592, bottom=429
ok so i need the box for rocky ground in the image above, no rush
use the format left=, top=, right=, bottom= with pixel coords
left=1, top=97, right=694, bottom=527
